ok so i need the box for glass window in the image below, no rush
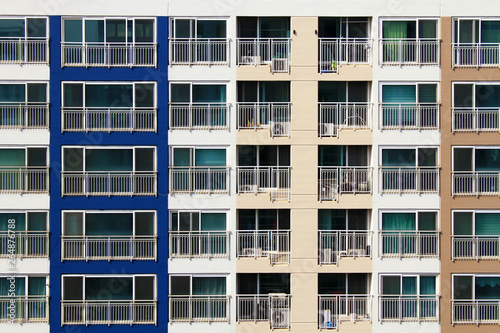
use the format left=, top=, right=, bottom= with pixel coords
left=197, top=20, right=226, bottom=38
left=64, top=19, right=82, bottom=43
left=85, top=20, right=104, bottom=43
left=0, top=149, right=25, bottom=167
left=194, top=149, right=226, bottom=167
left=135, top=19, right=154, bottom=42
left=27, top=18, right=46, bottom=38
left=85, top=149, right=133, bottom=172
left=0, top=19, right=25, bottom=38
left=382, top=149, right=415, bottom=167
left=0, top=84, right=25, bottom=103
left=85, top=277, right=133, bottom=300
left=86, top=213, right=133, bottom=236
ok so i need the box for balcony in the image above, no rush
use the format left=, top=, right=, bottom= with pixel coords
left=236, top=294, right=290, bottom=329
left=453, top=236, right=500, bottom=260
left=452, top=171, right=500, bottom=196
left=0, top=102, right=49, bottom=129
left=237, top=102, right=290, bottom=137
left=0, top=38, right=48, bottom=65
left=318, top=295, right=372, bottom=329
left=169, top=231, right=229, bottom=259
left=319, top=103, right=372, bottom=136
left=169, top=38, right=229, bottom=65
left=0, top=231, right=48, bottom=258
left=169, top=296, right=229, bottom=322
left=452, top=300, right=500, bottom=325
left=452, top=107, right=500, bottom=133
left=379, top=231, right=439, bottom=258
left=237, top=230, right=290, bottom=265
left=169, top=103, right=229, bottom=130
left=61, top=42, right=157, bottom=67
left=237, top=38, right=290, bottom=73
left=61, top=300, right=157, bottom=325
left=237, top=166, right=290, bottom=201
left=0, top=167, right=49, bottom=194
left=319, top=38, right=372, bottom=73
left=453, top=43, right=500, bottom=68
left=380, top=167, right=439, bottom=194
left=61, top=171, right=157, bottom=197
left=61, top=235, right=157, bottom=261
left=319, top=167, right=373, bottom=201
left=379, top=296, right=439, bottom=322
left=318, top=231, right=372, bottom=265
left=62, top=107, right=157, bottom=132
left=0, top=296, right=48, bottom=323
left=380, top=103, right=439, bottom=130
left=379, top=39, right=440, bottom=66
left=169, top=167, right=229, bottom=194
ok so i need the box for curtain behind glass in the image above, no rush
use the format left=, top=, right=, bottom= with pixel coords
left=195, top=149, right=226, bottom=167
left=382, top=85, right=416, bottom=104
left=192, top=277, right=226, bottom=295
left=201, top=213, right=226, bottom=231
left=475, top=277, right=500, bottom=299
left=382, top=213, right=416, bottom=231
left=0, top=213, right=25, bottom=231
left=481, top=21, right=500, bottom=43
left=420, top=276, right=436, bottom=295
left=0, top=19, right=25, bottom=38
left=0, top=149, right=25, bottom=167
left=86, top=213, right=133, bottom=236
left=318, top=210, right=346, bottom=230
left=475, top=213, right=500, bottom=235
left=0, top=85, right=25, bottom=103
left=85, top=149, right=133, bottom=171
left=27, top=212, right=46, bottom=231
left=28, top=277, right=46, bottom=296
left=383, top=21, right=415, bottom=39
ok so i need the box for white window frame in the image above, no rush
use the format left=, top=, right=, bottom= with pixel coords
left=168, top=274, right=229, bottom=296
left=379, top=274, right=438, bottom=296
left=378, top=209, right=439, bottom=231
left=169, top=210, right=228, bottom=232
left=379, top=146, right=439, bottom=167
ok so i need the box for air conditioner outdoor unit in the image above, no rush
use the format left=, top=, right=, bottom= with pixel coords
left=320, top=123, right=337, bottom=136
left=240, top=55, right=260, bottom=65
left=271, top=307, right=289, bottom=329
left=320, top=309, right=335, bottom=329
left=321, top=248, right=335, bottom=264
left=241, top=247, right=262, bottom=257
left=271, top=121, right=289, bottom=136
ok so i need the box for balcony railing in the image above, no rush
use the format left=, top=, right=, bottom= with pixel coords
left=318, top=295, right=372, bottom=329
left=452, top=107, right=500, bottom=133
left=452, top=171, right=500, bottom=196
left=319, top=103, right=372, bottom=136
left=0, top=167, right=49, bottom=194
left=0, top=38, right=48, bottom=65
left=61, top=171, right=157, bottom=197
left=237, top=166, right=290, bottom=201
left=0, top=296, right=48, bottom=323
left=61, top=42, right=157, bottom=67
left=62, top=107, right=157, bottom=133
left=379, top=231, right=439, bottom=258
left=61, top=300, right=157, bottom=325
left=380, top=167, right=439, bottom=194
left=169, top=296, right=229, bottom=323
left=237, top=294, right=291, bottom=329
left=61, top=236, right=157, bottom=261
left=452, top=300, right=500, bottom=325
left=379, top=39, right=440, bottom=66
left=169, top=231, right=229, bottom=259
left=453, top=43, right=500, bottom=68
left=319, top=167, right=373, bottom=201
left=237, top=38, right=291, bottom=73
left=319, top=38, right=372, bottom=73
left=237, top=102, right=290, bottom=137
left=0, top=103, right=49, bottom=129
left=379, top=296, right=439, bottom=322
left=380, top=103, right=440, bottom=130
left=169, top=38, right=229, bottom=65
left=237, top=230, right=290, bottom=265
left=0, top=231, right=48, bottom=258
left=452, top=236, right=500, bottom=260
left=169, top=167, right=229, bottom=194
left=318, top=231, right=372, bottom=265
left=169, top=103, right=229, bottom=130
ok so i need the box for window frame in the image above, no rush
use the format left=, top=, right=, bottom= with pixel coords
left=168, top=274, right=229, bottom=296
left=379, top=17, right=440, bottom=40
left=169, top=210, right=228, bottom=232
left=379, top=146, right=439, bottom=168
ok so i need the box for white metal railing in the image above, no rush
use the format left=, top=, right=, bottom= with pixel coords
left=318, top=295, right=372, bottom=329
left=318, top=231, right=372, bottom=265
left=380, top=167, right=439, bottom=194
left=379, top=231, right=439, bottom=258
left=236, top=230, right=290, bottom=265
left=380, top=103, right=440, bottom=130
left=453, top=43, right=500, bottom=68
left=319, top=38, right=372, bottom=73
left=62, top=107, right=157, bottom=132
left=237, top=166, right=290, bottom=201
left=169, top=167, right=229, bottom=194
left=0, top=38, right=48, bottom=64
left=318, top=103, right=372, bottom=136
left=61, top=171, right=157, bottom=196
left=237, top=294, right=291, bottom=329
left=61, top=300, right=156, bottom=325
left=379, top=39, right=440, bottom=66
left=379, top=296, right=439, bottom=322
left=61, top=236, right=157, bottom=261
left=0, top=167, right=49, bottom=194
left=452, top=171, right=500, bottom=196
left=0, top=296, right=48, bottom=323
left=0, top=103, right=49, bottom=129
left=237, top=38, right=291, bottom=73
left=0, top=231, right=48, bottom=258
left=169, top=231, right=229, bottom=259
left=169, top=296, right=229, bottom=322
left=169, top=103, right=229, bottom=130
left=237, top=102, right=290, bottom=137
left=452, top=107, right=500, bottom=132
left=452, top=300, right=500, bottom=324
left=61, top=42, right=157, bottom=67
left=319, top=167, right=373, bottom=201
left=452, top=236, right=500, bottom=260
left=169, top=38, right=229, bottom=65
